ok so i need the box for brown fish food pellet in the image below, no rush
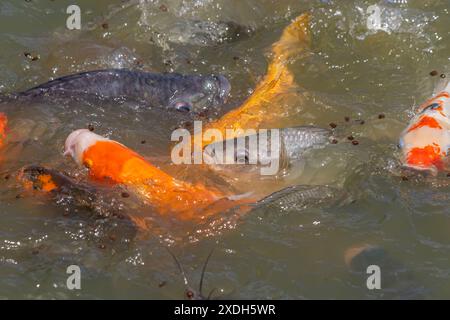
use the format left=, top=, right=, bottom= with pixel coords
left=352, top=140, right=359, bottom=145
left=24, top=52, right=39, bottom=61
left=344, top=116, right=350, bottom=122
left=347, top=135, right=354, bottom=141
left=430, top=70, right=438, bottom=76
left=331, top=139, right=338, bottom=144
left=121, top=192, right=130, bottom=198
left=378, top=114, right=385, bottom=119
left=159, top=4, right=168, bottom=12
left=101, top=23, right=109, bottom=29
left=329, top=122, right=337, bottom=129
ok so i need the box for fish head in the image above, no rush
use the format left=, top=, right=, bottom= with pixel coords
left=64, top=129, right=109, bottom=165
left=169, top=75, right=231, bottom=113
left=203, top=132, right=283, bottom=178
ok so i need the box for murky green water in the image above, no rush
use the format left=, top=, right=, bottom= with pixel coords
left=0, top=0, right=449, bottom=299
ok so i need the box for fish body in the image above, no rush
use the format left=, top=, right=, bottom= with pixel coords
left=64, top=129, right=253, bottom=221
left=203, top=126, right=331, bottom=175
left=399, top=80, right=450, bottom=173
left=0, top=113, right=7, bottom=164
left=12, top=69, right=230, bottom=113
left=255, top=184, right=341, bottom=211
left=197, top=12, right=311, bottom=147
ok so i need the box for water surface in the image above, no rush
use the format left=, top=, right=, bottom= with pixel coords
left=0, top=0, right=449, bottom=299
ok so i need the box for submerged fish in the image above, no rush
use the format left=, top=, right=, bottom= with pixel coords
left=203, top=126, right=331, bottom=176
left=399, top=77, right=450, bottom=173
left=6, top=69, right=231, bottom=113
left=149, top=19, right=252, bottom=47
left=63, top=129, right=254, bottom=223
left=19, top=165, right=143, bottom=221
left=255, top=184, right=342, bottom=211
left=345, top=244, right=426, bottom=299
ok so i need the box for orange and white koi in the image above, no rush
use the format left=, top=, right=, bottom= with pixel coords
left=399, top=79, right=450, bottom=173
left=64, top=129, right=254, bottom=221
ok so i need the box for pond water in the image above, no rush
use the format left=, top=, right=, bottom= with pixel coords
left=0, top=0, right=449, bottom=299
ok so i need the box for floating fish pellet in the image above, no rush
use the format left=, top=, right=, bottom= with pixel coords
left=24, top=52, right=39, bottom=61
left=430, top=70, right=438, bottom=76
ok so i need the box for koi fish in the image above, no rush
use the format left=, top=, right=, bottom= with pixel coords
left=19, top=165, right=148, bottom=222
left=0, top=112, right=6, bottom=149
left=399, top=78, right=450, bottom=173
left=6, top=69, right=231, bottom=113
left=64, top=129, right=254, bottom=222
left=197, top=12, right=311, bottom=146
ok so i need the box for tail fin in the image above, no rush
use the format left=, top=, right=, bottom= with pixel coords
left=204, top=13, right=311, bottom=137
